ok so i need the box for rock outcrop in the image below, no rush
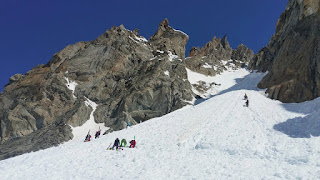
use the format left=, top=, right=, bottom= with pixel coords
left=0, top=19, right=193, bottom=159
left=185, top=35, right=252, bottom=76
left=149, top=18, right=189, bottom=60
left=231, top=44, right=254, bottom=63
left=249, top=0, right=320, bottom=103
left=185, top=36, right=232, bottom=76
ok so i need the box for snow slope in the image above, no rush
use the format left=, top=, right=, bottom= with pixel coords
left=1, top=69, right=320, bottom=179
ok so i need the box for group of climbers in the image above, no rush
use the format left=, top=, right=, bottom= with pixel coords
left=244, top=93, right=249, bottom=107
left=84, top=128, right=101, bottom=142
left=83, top=126, right=136, bottom=150
left=110, top=138, right=136, bottom=150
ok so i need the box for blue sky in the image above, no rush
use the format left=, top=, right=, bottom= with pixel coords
left=0, top=0, right=288, bottom=92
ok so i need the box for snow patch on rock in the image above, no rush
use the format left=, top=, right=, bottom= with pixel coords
left=202, top=63, right=213, bottom=69
left=164, top=70, right=170, bottom=76
left=173, top=28, right=189, bottom=38
left=133, top=35, right=148, bottom=42
left=64, top=77, right=78, bottom=98
left=167, top=51, right=179, bottom=62
left=70, top=97, right=109, bottom=141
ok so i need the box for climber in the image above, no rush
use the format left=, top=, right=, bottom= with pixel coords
left=245, top=99, right=249, bottom=107
left=95, top=129, right=101, bottom=139
left=120, top=139, right=127, bottom=147
left=84, top=133, right=91, bottom=142
left=111, top=138, right=120, bottom=150
left=129, top=139, right=136, bottom=148
left=244, top=93, right=248, bottom=100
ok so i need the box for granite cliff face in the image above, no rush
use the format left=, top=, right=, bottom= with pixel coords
left=0, top=17, right=254, bottom=159
left=0, top=20, right=194, bottom=159
left=249, top=0, right=320, bottom=102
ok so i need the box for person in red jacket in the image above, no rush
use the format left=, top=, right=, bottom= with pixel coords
left=129, top=140, right=136, bottom=148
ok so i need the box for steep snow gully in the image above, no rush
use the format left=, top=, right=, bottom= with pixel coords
left=1, top=69, right=320, bottom=179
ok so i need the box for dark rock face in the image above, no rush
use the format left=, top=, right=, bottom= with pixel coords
left=0, top=19, right=193, bottom=160
left=248, top=47, right=273, bottom=72
left=249, top=0, right=320, bottom=103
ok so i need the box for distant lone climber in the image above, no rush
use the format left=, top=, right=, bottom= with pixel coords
left=244, top=93, right=248, bottom=100
left=245, top=99, right=249, bottom=107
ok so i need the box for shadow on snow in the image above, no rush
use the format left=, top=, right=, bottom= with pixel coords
left=274, top=98, right=320, bottom=138
left=273, top=114, right=320, bottom=138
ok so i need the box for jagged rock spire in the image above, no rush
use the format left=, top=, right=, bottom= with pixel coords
left=149, top=18, right=189, bottom=59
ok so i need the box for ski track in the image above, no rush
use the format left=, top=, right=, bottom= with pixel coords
left=1, top=69, right=320, bottom=179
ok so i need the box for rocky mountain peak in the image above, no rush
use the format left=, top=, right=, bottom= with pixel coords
left=221, top=35, right=229, bottom=49
left=186, top=35, right=252, bottom=76
left=188, top=35, right=232, bottom=59
left=188, top=47, right=201, bottom=57
left=149, top=18, right=189, bottom=59
left=0, top=19, right=194, bottom=159
left=231, top=44, right=254, bottom=63
left=159, top=18, right=169, bottom=29
left=0, top=17, right=254, bottom=160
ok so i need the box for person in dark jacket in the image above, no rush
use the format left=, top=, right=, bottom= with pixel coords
left=245, top=99, right=249, bottom=107
left=95, top=130, right=101, bottom=139
left=112, top=138, right=120, bottom=150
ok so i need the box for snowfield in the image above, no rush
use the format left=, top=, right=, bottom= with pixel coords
left=1, top=68, right=320, bottom=179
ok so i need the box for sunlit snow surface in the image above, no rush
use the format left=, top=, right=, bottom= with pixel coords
left=1, top=68, right=320, bottom=179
